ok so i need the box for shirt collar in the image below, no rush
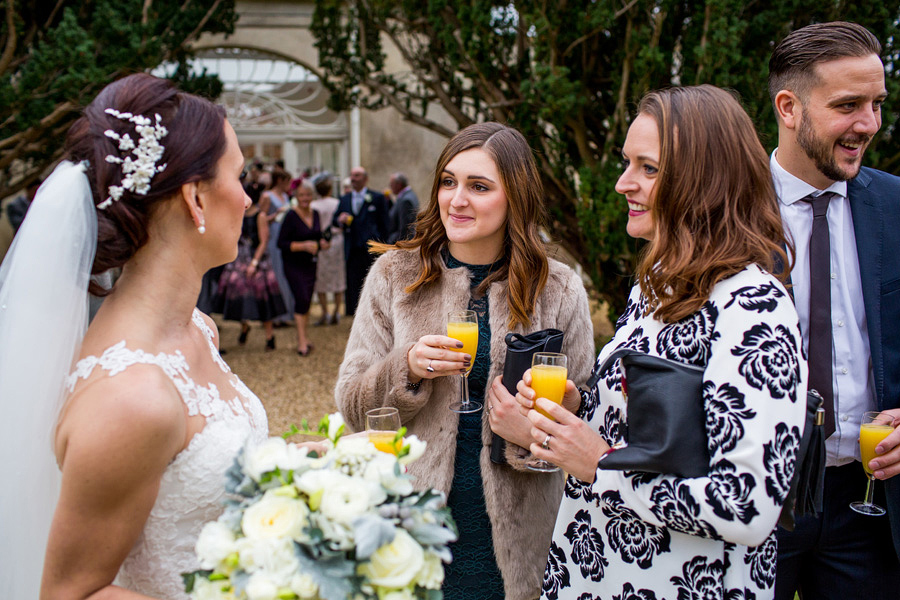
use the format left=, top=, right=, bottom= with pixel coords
left=770, top=149, right=847, bottom=206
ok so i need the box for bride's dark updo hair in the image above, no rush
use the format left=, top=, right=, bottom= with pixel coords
left=66, top=73, right=227, bottom=287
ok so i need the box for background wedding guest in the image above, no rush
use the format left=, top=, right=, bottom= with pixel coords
left=517, top=85, right=806, bottom=600
left=278, top=180, right=327, bottom=356
left=310, top=172, right=346, bottom=325
left=335, top=122, right=594, bottom=600
left=387, top=171, right=420, bottom=243
left=242, top=160, right=265, bottom=204
left=5, top=179, right=40, bottom=235
left=262, top=169, right=294, bottom=327
left=213, top=177, right=286, bottom=350
left=767, top=22, right=900, bottom=598
left=0, top=73, right=272, bottom=599
left=333, top=165, right=389, bottom=316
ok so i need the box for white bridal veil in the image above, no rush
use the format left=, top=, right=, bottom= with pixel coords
left=0, top=161, right=96, bottom=596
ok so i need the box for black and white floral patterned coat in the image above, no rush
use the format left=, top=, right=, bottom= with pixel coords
left=542, top=264, right=808, bottom=600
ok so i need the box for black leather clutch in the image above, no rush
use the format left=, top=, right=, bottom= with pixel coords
left=590, top=347, right=824, bottom=530
left=490, top=329, right=564, bottom=465
left=593, top=348, right=709, bottom=478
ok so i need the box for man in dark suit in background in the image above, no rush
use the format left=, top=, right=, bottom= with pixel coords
left=769, top=21, right=900, bottom=599
left=387, top=171, right=419, bottom=244
left=334, top=165, right=389, bottom=316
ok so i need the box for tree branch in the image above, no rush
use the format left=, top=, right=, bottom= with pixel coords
left=600, top=15, right=633, bottom=168
left=362, top=74, right=457, bottom=137
left=562, top=0, right=639, bottom=58
left=380, top=21, right=471, bottom=127
left=694, top=2, right=711, bottom=85
left=0, top=0, right=17, bottom=76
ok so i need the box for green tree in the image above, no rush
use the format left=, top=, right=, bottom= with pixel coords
left=311, top=0, right=900, bottom=317
left=0, top=0, right=237, bottom=199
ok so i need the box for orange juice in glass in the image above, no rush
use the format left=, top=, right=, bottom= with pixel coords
left=369, top=430, right=402, bottom=455
left=447, top=310, right=481, bottom=413
left=850, top=411, right=895, bottom=516
left=447, top=321, right=478, bottom=374
left=526, top=352, right=567, bottom=473
left=366, top=407, right=401, bottom=454
left=531, top=361, right=568, bottom=419
left=860, top=422, right=894, bottom=475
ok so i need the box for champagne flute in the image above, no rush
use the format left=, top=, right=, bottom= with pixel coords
left=526, top=352, right=568, bottom=473
left=367, top=407, right=402, bottom=455
left=850, top=410, right=895, bottom=516
left=447, top=310, right=481, bottom=413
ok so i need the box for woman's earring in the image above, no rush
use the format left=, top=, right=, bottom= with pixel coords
left=197, top=218, right=206, bottom=235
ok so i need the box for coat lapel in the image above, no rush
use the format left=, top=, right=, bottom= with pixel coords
left=848, top=169, right=884, bottom=407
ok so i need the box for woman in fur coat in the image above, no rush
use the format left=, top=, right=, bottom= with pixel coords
left=334, top=122, right=595, bottom=600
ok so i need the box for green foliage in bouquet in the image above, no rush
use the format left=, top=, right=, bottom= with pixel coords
left=183, top=414, right=457, bottom=600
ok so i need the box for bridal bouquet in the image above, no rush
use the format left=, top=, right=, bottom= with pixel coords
left=183, top=414, right=457, bottom=600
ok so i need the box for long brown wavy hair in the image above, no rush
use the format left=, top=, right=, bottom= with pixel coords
left=634, top=85, right=792, bottom=323
left=371, top=122, right=549, bottom=329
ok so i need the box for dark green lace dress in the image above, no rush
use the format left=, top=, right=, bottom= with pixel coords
left=442, top=253, right=505, bottom=600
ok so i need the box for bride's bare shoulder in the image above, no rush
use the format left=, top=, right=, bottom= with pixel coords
left=56, top=364, right=186, bottom=469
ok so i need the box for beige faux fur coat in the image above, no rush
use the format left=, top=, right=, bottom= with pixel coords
left=335, top=249, right=595, bottom=600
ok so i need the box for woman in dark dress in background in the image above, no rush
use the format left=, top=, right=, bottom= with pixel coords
left=278, top=180, right=327, bottom=356
left=213, top=191, right=286, bottom=350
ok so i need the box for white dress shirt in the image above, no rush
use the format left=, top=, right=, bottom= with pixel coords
left=771, top=151, right=875, bottom=466
left=351, top=187, right=368, bottom=215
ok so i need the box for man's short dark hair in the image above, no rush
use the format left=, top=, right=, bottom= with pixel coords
left=768, top=21, right=882, bottom=104
left=392, top=172, right=409, bottom=188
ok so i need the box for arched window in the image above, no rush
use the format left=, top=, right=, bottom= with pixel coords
left=155, top=47, right=348, bottom=177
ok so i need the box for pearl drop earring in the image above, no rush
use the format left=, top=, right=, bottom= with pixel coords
left=198, top=219, right=206, bottom=235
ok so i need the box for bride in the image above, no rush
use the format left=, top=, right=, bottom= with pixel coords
left=0, top=74, right=271, bottom=599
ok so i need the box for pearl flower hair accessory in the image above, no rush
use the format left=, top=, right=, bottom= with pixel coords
left=99, top=108, right=168, bottom=209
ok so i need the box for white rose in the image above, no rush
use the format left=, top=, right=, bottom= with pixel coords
left=235, top=537, right=299, bottom=580
left=310, top=512, right=355, bottom=549
left=398, top=435, right=426, bottom=466
left=320, top=476, right=385, bottom=523
left=363, top=453, right=413, bottom=496
left=195, top=521, right=237, bottom=569
left=244, top=437, right=290, bottom=480
left=334, top=436, right=376, bottom=460
left=191, top=577, right=235, bottom=600
left=358, top=529, right=424, bottom=588
left=290, top=573, right=320, bottom=599
left=295, top=469, right=345, bottom=510
left=245, top=572, right=279, bottom=600
left=379, top=588, right=415, bottom=600
left=241, top=489, right=309, bottom=541
left=416, top=551, right=445, bottom=589
left=327, top=412, right=346, bottom=440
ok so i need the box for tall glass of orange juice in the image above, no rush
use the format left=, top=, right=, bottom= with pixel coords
left=526, top=352, right=567, bottom=473
left=850, top=410, right=895, bottom=516
left=447, top=310, right=481, bottom=413
left=366, top=407, right=402, bottom=455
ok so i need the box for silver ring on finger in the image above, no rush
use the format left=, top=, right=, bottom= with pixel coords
left=426, top=359, right=435, bottom=373
left=542, top=434, right=552, bottom=451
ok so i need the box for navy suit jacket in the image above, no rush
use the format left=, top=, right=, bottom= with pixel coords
left=849, top=166, right=900, bottom=558
left=333, top=189, right=390, bottom=257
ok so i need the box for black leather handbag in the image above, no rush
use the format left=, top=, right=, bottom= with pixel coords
left=490, top=329, right=565, bottom=465
left=589, top=347, right=824, bottom=530
left=591, top=348, right=709, bottom=478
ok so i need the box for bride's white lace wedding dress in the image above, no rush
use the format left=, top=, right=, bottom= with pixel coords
left=65, top=309, right=269, bottom=599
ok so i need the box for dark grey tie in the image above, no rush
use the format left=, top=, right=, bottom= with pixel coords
left=804, top=192, right=836, bottom=437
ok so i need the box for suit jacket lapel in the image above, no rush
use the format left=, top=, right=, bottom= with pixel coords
left=849, top=169, right=885, bottom=407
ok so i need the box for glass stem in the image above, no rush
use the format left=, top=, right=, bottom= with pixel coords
left=460, top=373, right=469, bottom=408
left=864, top=475, right=877, bottom=505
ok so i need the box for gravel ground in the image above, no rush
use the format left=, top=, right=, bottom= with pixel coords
left=217, top=299, right=612, bottom=438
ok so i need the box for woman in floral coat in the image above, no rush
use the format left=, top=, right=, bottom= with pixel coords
left=516, top=85, right=808, bottom=599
